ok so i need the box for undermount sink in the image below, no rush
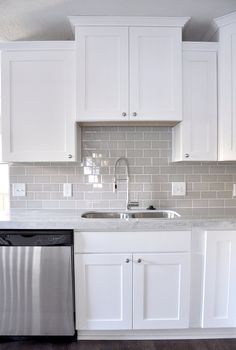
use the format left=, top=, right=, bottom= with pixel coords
left=81, top=210, right=181, bottom=219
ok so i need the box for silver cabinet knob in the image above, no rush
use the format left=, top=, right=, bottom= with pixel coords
left=68, top=154, right=73, bottom=159
left=122, top=112, right=127, bottom=117
left=137, top=258, right=142, bottom=263
left=125, top=258, right=130, bottom=263
left=185, top=154, right=190, bottom=158
left=132, top=112, right=137, bottom=117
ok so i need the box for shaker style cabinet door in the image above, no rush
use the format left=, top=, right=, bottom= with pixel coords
left=133, top=253, right=190, bottom=329
left=129, top=27, right=182, bottom=121
left=76, top=27, right=129, bottom=121
left=218, top=22, right=236, bottom=160
left=75, top=253, right=132, bottom=330
left=172, top=43, right=218, bottom=161
left=202, top=231, right=236, bottom=328
left=1, top=49, right=77, bottom=162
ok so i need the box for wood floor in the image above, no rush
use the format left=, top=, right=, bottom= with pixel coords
left=0, top=339, right=236, bottom=350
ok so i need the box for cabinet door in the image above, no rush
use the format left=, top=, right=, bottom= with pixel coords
left=202, top=231, right=236, bottom=328
left=76, top=27, right=129, bottom=121
left=172, top=47, right=217, bottom=161
left=133, top=253, right=190, bottom=329
left=1, top=49, right=76, bottom=162
left=218, top=23, right=236, bottom=160
left=75, top=253, right=132, bottom=330
left=130, top=27, right=182, bottom=121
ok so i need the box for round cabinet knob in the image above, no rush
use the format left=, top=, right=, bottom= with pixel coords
left=68, top=154, right=73, bottom=159
left=137, top=258, right=142, bottom=263
left=122, top=112, right=127, bottom=117
left=125, top=258, right=130, bottom=263
left=185, top=153, right=190, bottom=158
left=132, top=112, right=137, bottom=117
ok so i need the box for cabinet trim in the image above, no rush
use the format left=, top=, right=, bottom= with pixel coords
left=69, top=16, right=190, bottom=29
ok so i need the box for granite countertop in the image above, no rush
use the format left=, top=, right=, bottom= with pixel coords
left=0, top=209, right=236, bottom=231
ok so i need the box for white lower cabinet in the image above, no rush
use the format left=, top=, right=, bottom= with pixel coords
left=133, top=253, right=190, bottom=329
left=75, top=253, right=132, bottom=330
left=75, top=247, right=191, bottom=331
left=202, top=231, right=236, bottom=328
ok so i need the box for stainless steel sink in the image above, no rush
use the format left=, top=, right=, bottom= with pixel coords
left=81, top=210, right=180, bottom=219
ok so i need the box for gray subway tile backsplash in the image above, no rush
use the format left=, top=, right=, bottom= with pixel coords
left=9, top=126, right=236, bottom=215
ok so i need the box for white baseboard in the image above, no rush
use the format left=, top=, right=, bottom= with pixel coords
left=77, top=328, right=236, bottom=340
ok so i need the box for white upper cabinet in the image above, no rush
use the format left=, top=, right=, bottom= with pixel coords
left=216, top=12, right=236, bottom=160
left=77, top=27, right=129, bottom=121
left=130, top=27, right=182, bottom=121
left=1, top=43, right=77, bottom=162
left=172, top=43, right=218, bottom=162
left=202, top=231, right=236, bottom=328
left=70, top=16, right=189, bottom=122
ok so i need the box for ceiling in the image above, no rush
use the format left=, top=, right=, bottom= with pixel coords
left=0, top=0, right=235, bottom=42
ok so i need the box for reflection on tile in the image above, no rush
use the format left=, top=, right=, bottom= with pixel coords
left=9, top=126, right=236, bottom=211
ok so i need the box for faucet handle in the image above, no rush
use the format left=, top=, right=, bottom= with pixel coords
left=127, top=201, right=139, bottom=210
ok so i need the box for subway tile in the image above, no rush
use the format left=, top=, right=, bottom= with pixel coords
left=144, top=183, right=161, bottom=192
left=93, top=201, right=110, bottom=209
left=135, top=141, right=152, bottom=149
left=35, top=176, right=50, bottom=183
left=42, top=201, right=60, bottom=209
left=10, top=167, right=26, bottom=175
left=135, top=175, right=152, bottom=183
left=209, top=183, right=225, bottom=191
left=152, top=191, right=168, bottom=200
left=217, top=191, right=232, bottom=198
left=201, top=191, right=217, bottom=199
left=50, top=176, right=67, bottom=183
left=59, top=201, right=76, bottom=209
left=8, top=126, right=236, bottom=211
left=208, top=199, right=225, bottom=207
left=43, top=184, right=60, bottom=191
left=35, top=192, right=50, bottom=200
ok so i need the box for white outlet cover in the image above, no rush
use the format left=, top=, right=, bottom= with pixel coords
left=233, top=184, right=236, bottom=197
left=12, top=183, right=26, bottom=197
left=63, top=183, right=72, bottom=197
left=172, top=182, right=186, bottom=196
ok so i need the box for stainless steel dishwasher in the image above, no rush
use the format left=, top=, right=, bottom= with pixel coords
left=0, top=230, right=75, bottom=336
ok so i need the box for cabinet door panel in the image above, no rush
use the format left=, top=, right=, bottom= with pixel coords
left=130, top=27, right=182, bottom=121
left=76, top=27, right=129, bottom=121
left=218, top=24, right=236, bottom=160
left=1, top=50, right=76, bottom=162
left=202, top=231, right=236, bottom=328
left=75, top=254, right=132, bottom=330
left=133, top=253, right=190, bottom=329
left=182, top=51, right=217, bottom=160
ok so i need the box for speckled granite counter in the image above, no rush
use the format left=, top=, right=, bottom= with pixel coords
left=0, top=209, right=236, bottom=231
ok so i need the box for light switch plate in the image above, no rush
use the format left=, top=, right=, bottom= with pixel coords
left=233, top=184, right=236, bottom=197
left=63, top=183, right=72, bottom=197
left=12, top=183, right=26, bottom=197
left=172, top=182, right=186, bottom=196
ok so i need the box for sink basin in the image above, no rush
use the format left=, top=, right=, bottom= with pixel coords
left=81, top=210, right=180, bottom=219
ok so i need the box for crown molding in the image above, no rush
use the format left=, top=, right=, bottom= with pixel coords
left=214, top=11, right=236, bottom=28
left=68, top=16, right=190, bottom=30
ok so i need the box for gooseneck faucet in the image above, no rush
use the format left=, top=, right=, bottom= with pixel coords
left=113, top=157, right=139, bottom=211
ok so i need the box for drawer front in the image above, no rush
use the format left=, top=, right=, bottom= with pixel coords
left=74, top=231, right=191, bottom=253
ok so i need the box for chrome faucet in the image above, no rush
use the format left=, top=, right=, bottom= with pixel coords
left=113, top=157, right=139, bottom=210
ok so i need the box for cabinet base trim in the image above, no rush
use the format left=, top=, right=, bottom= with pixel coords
left=77, top=328, right=236, bottom=340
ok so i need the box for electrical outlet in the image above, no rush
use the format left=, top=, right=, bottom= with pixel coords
left=63, top=183, right=72, bottom=197
left=12, top=183, right=26, bottom=197
left=172, top=182, right=186, bottom=196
